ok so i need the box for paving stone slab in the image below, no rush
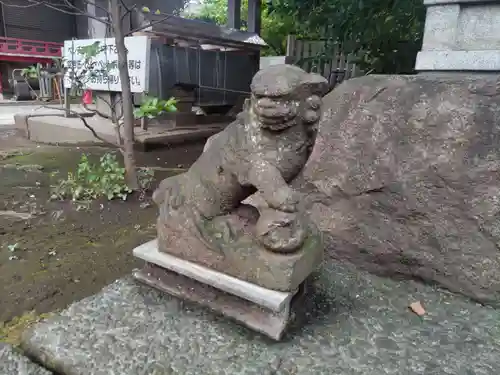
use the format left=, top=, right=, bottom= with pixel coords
left=0, top=343, right=52, bottom=375
left=21, top=259, right=500, bottom=375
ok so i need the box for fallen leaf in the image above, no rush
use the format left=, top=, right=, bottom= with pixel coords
left=409, top=301, right=425, bottom=316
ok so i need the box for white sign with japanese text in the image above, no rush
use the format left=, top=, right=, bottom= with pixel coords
left=63, top=36, right=151, bottom=93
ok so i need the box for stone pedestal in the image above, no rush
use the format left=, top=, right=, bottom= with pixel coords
left=156, top=207, right=323, bottom=293
left=415, top=0, right=500, bottom=71
left=133, top=240, right=309, bottom=341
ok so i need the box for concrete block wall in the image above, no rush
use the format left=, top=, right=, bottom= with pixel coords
left=415, top=0, right=500, bottom=71
left=259, top=56, right=294, bottom=70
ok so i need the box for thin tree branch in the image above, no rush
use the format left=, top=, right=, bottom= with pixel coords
left=44, top=1, right=112, bottom=25
left=82, top=102, right=112, bottom=119
left=95, top=93, right=112, bottom=108
left=61, top=0, right=110, bottom=18
left=83, top=93, right=123, bottom=119
left=32, top=105, right=119, bottom=148
left=113, top=96, right=123, bottom=110
left=0, top=0, right=38, bottom=8
left=121, top=3, right=136, bottom=22
left=118, top=0, right=130, bottom=11
left=125, top=13, right=174, bottom=36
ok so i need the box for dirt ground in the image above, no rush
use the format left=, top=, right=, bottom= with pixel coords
left=0, top=128, right=205, bottom=332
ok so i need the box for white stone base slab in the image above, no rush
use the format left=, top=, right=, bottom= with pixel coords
left=415, top=50, right=500, bottom=71
left=133, top=239, right=295, bottom=312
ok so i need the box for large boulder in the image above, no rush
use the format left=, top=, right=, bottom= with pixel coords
left=297, top=74, right=500, bottom=306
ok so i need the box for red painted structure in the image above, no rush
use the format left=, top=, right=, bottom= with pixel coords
left=0, top=37, right=63, bottom=97
left=0, top=36, right=62, bottom=63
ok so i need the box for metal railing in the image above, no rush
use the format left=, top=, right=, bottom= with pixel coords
left=0, top=37, right=62, bottom=57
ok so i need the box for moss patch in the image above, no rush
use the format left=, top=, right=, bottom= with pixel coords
left=0, top=311, right=53, bottom=346
left=0, top=149, right=34, bottom=161
left=1, top=148, right=105, bottom=172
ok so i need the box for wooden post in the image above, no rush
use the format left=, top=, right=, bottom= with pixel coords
left=141, top=117, right=148, bottom=130
left=227, top=0, right=241, bottom=29
left=247, top=0, right=261, bottom=35
left=0, top=71, right=4, bottom=101
left=64, top=88, right=70, bottom=117
left=247, top=0, right=262, bottom=76
left=286, top=35, right=296, bottom=57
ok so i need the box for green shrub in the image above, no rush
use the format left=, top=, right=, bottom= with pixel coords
left=51, top=152, right=154, bottom=201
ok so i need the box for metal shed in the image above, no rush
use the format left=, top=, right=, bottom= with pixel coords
left=134, top=13, right=267, bottom=112
left=0, top=0, right=76, bottom=43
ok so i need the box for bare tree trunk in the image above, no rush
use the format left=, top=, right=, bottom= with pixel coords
left=109, top=0, right=139, bottom=190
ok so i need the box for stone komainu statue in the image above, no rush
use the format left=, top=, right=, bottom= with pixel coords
left=152, top=64, right=329, bottom=292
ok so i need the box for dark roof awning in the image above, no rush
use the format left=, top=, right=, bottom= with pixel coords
left=136, top=13, right=267, bottom=51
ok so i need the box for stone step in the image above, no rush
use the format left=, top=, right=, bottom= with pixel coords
left=20, top=258, right=500, bottom=375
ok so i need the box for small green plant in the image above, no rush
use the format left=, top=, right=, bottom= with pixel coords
left=136, top=167, right=155, bottom=202
left=6, top=243, right=21, bottom=260
left=133, top=96, right=177, bottom=119
left=21, top=65, right=40, bottom=79
left=51, top=153, right=156, bottom=202
left=75, top=40, right=101, bottom=59
left=7, top=243, right=20, bottom=252
left=137, top=167, right=155, bottom=190
left=51, top=153, right=132, bottom=201
left=96, top=153, right=133, bottom=200
left=141, top=6, right=161, bottom=14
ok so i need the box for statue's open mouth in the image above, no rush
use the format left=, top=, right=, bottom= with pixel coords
left=259, top=117, right=295, bottom=131
left=254, top=103, right=297, bottom=131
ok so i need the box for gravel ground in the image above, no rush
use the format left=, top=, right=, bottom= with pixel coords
left=0, top=343, right=51, bottom=375
left=21, top=257, right=500, bottom=375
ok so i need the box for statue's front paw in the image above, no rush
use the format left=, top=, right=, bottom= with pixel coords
left=256, top=209, right=307, bottom=253
left=267, top=187, right=299, bottom=213
left=152, top=187, right=165, bottom=205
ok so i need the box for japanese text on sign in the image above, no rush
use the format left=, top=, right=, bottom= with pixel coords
left=63, top=36, right=151, bottom=93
